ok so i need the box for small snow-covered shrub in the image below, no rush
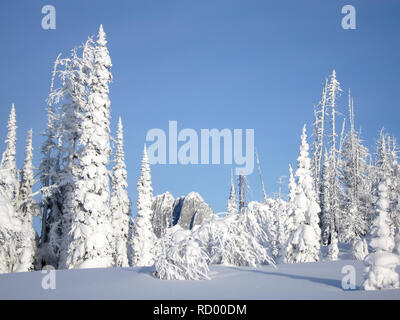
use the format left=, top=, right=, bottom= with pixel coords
left=352, top=238, right=368, bottom=261
left=284, top=224, right=320, bottom=264
left=154, top=226, right=210, bottom=280
left=363, top=178, right=399, bottom=290
left=327, top=232, right=339, bottom=261
left=363, top=253, right=400, bottom=290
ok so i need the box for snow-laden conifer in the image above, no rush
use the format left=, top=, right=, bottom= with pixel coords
left=339, top=93, right=371, bottom=243
left=363, top=173, right=399, bottom=290
left=284, top=125, right=321, bottom=263
left=15, top=129, right=38, bottom=271
left=130, top=144, right=157, bottom=266
left=37, top=54, right=63, bottom=268
left=111, top=117, right=131, bottom=267
left=0, top=104, right=19, bottom=206
left=227, top=170, right=238, bottom=214
left=61, top=25, right=114, bottom=268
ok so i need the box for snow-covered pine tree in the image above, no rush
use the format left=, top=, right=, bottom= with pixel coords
left=312, top=78, right=328, bottom=197
left=322, top=70, right=342, bottom=246
left=0, top=106, right=25, bottom=273
left=320, top=149, right=331, bottom=245
left=130, top=144, right=157, bottom=266
left=255, top=150, right=268, bottom=203
left=57, top=45, right=87, bottom=269
left=38, top=54, right=63, bottom=268
left=237, top=173, right=249, bottom=212
left=14, top=129, right=38, bottom=271
left=327, top=231, right=339, bottom=261
left=374, top=130, right=398, bottom=238
left=288, top=165, right=296, bottom=202
left=0, top=184, right=20, bottom=273
left=387, top=136, right=400, bottom=237
left=284, top=125, right=321, bottom=263
left=62, top=25, right=114, bottom=269
left=363, top=171, right=399, bottom=290
left=277, top=165, right=295, bottom=261
left=327, top=70, right=341, bottom=151
left=227, top=169, right=238, bottom=214
left=0, top=104, right=19, bottom=207
left=111, top=117, right=131, bottom=267
left=340, top=93, right=371, bottom=243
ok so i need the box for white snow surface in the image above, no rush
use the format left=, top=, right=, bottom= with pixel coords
left=1, top=255, right=399, bottom=299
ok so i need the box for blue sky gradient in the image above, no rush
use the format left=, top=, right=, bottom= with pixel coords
left=0, top=0, right=400, bottom=225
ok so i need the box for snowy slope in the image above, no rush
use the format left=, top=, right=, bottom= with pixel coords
left=0, top=259, right=399, bottom=299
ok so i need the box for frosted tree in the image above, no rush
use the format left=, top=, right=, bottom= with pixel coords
left=57, top=46, right=87, bottom=269
left=38, top=54, right=63, bottom=268
left=66, top=25, right=114, bottom=268
left=0, top=104, right=19, bottom=207
left=321, top=70, right=342, bottom=245
left=387, top=137, right=400, bottom=236
left=340, top=93, right=371, bottom=243
left=375, top=131, right=400, bottom=238
left=283, top=125, right=321, bottom=263
left=247, top=201, right=278, bottom=257
left=211, top=208, right=275, bottom=267
left=288, top=164, right=297, bottom=203
left=271, top=199, right=288, bottom=259
left=111, top=117, right=131, bottom=267
left=237, top=173, right=249, bottom=212
left=227, top=169, right=238, bottom=214
left=60, top=25, right=114, bottom=268
left=0, top=185, right=20, bottom=273
left=327, top=70, right=341, bottom=151
left=130, top=144, right=157, bottom=266
left=277, top=165, right=296, bottom=260
left=363, top=173, right=399, bottom=290
left=320, top=149, right=332, bottom=244
left=255, top=150, right=268, bottom=203
left=353, top=238, right=368, bottom=260
left=312, top=78, right=328, bottom=195
left=154, top=228, right=210, bottom=280
left=327, top=231, right=339, bottom=260
left=15, top=129, right=38, bottom=271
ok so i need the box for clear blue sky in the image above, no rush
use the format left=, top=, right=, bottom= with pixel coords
left=1, top=0, right=400, bottom=223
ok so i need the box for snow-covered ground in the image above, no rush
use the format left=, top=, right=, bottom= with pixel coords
left=1, top=258, right=399, bottom=299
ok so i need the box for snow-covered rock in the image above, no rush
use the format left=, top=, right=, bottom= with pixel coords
left=173, top=192, right=213, bottom=230
left=152, top=192, right=175, bottom=238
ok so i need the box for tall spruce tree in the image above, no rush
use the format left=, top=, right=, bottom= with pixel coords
left=227, top=169, right=238, bottom=214
left=130, top=144, right=157, bottom=266
left=111, top=117, right=131, bottom=267
left=284, top=125, right=321, bottom=263
left=0, top=104, right=19, bottom=206
left=15, top=129, right=38, bottom=271
left=59, top=25, right=114, bottom=268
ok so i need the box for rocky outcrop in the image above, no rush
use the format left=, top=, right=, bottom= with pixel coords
left=151, top=192, right=175, bottom=238
left=176, top=192, right=213, bottom=230
left=151, top=192, right=213, bottom=236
